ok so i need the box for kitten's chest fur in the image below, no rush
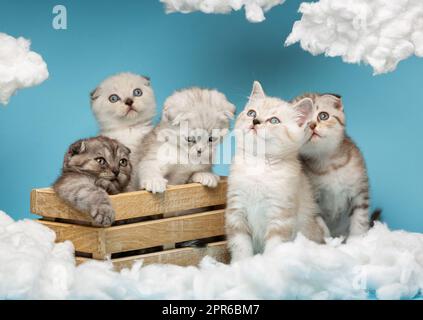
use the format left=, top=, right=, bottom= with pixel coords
left=229, top=159, right=297, bottom=250
left=102, top=125, right=153, bottom=152
left=305, top=158, right=358, bottom=235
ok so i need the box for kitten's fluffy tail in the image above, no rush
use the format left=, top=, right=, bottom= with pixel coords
left=370, top=208, right=382, bottom=228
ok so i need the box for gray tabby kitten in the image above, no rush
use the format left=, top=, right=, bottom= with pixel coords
left=53, top=136, right=132, bottom=227
left=292, top=93, right=378, bottom=238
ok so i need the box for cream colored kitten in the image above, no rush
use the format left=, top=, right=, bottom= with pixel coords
left=90, top=72, right=156, bottom=152
left=132, top=87, right=235, bottom=193
left=226, top=82, right=329, bottom=262
left=294, top=93, right=373, bottom=238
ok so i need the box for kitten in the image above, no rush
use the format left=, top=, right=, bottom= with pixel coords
left=53, top=136, right=132, bottom=227
left=90, top=72, right=156, bottom=152
left=293, top=93, right=372, bottom=237
left=225, top=81, right=329, bottom=262
left=132, top=87, right=235, bottom=193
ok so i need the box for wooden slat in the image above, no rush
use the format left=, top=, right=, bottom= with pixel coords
left=76, top=241, right=229, bottom=270
left=38, top=209, right=225, bottom=258
left=31, top=178, right=227, bottom=223
left=105, top=209, right=225, bottom=254
left=39, top=220, right=104, bottom=257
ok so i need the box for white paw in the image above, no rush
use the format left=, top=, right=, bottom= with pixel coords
left=91, top=204, right=115, bottom=227
left=191, top=172, right=220, bottom=188
left=140, top=177, right=168, bottom=194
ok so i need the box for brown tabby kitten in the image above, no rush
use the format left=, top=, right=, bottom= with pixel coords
left=53, top=136, right=132, bottom=227
left=291, top=93, right=376, bottom=238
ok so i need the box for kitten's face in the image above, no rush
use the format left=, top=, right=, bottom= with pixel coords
left=159, top=88, right=235, bottom=165
left=91, top=73, right=156, bottom=127
left=235, top=81, right=313, bottom=157
left=178, top=127, right=225, bottom=164
left=64, top=136, right=132, bottom=189
left=300, top=94, right=345, bottom=156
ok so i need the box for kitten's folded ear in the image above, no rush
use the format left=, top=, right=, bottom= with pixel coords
left=322, top=94, right=343, bottom=111
left=293, top=98, right=314, bottom=127
left=162, top=102, right=191, bottom=126
left=122, top=145, right=131, bottom=155
left=68, top=140, right=86, bottom=156
left=90, top=88, right=99, bottom=101
left=249, top=81, right=265, bottom=102
left=142, top=75, right=151, bottom=86
left=220, top=101, right=236, bottom=122
left=63, top=139, right=86, bottom=168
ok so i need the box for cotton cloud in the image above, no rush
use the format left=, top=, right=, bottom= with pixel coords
left=285, top=0, right=423, bottom=74
left=0, top=33, right=49, bottom=105
left=0, top=210, right=422, bottom=300
left=160, top=0, right=286, bottom=23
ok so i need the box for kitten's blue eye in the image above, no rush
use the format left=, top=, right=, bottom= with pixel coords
left=95, top=157, right=107, bottom=165
left=186, top=136, right=196, bottom=143
left=109, top=94, right=120, bottom=103
left=269, top=117, right=281, bottom=124
left=247, top=110, right=256, bottom=118
left=318, top=112, right=330, bottom=121
left=133, top=88, right=143, bottom=97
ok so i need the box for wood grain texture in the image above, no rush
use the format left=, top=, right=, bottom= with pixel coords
left=76, top=241, right=229, bottom=270
left=38, top=209, right=225, bottom=258
left=105, top=209, right=225, bottom=254
left=31, top=178, right=227, bottom=223
left=39, top=220, right=104, bottom=257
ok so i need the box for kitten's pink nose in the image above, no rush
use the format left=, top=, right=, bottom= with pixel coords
left=125, top=98, right=134, bottom=106
left=309, top=122, right=317, bottom=130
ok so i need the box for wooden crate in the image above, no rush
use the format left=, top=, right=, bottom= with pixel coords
left=31, top=178, right=229, bottom=269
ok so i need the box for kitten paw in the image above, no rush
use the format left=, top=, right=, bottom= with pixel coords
left=191, top=172, right=220, bottom=188
left=95, top=179, right=120, bottom=195
left=140, top=177, right=168, bottom=194
left=91, top=204, right=115, bottom=227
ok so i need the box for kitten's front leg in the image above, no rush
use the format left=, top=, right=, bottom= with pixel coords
left=190, top=172, right=220, bottom=188
left=95, top=179, right=120, bottom=195
left=225, top=207, right=254, bottom=262
left=54, top=176, right=115, bottom=227
left=137, top=160, right=168, bottom=193
left=264, top=210, right=295, bottom=254
left=348, top=183, right=371, bottom=237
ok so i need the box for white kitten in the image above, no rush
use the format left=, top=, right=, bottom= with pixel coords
left=226, top=81, right=329, bottom=262
left=90, top=72, right=156, bottom=152
left=132, top=87, right=235, bottom=193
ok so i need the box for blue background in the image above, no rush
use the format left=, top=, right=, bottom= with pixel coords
left=0, top=0, right=422, bottom=232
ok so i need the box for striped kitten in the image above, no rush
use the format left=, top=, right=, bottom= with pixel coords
left=293, top=93, right=374, bottom=238
left=226, top=82, right=329, bottom=262
left=53, top=136, right=132, bottom=227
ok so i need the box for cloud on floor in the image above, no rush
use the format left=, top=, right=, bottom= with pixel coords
left=0, top=210, right=422, bottom=299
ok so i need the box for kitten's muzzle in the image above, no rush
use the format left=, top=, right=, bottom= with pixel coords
left=112, top=168, right=120, bottom=177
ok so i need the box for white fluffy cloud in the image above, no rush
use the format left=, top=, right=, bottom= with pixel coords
left=1, top=210, right=422, bottom=300
left=160, top=0, right=286, bottom=23
left=0, top=33, right=49, bottom=105
left=285, top=0, right=423, bottom=74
